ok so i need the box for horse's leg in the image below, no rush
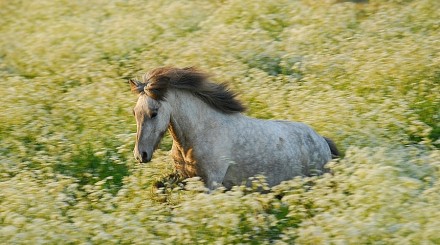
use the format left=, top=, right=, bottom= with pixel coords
left=171, top=144, right=228, bottom=190
left=203, top=160, right=230, bottom=190
left=205, top=174, right=227, bottom=190
left=171, top=144, right=186, bottom=176
left=222, top=163, right=245, bottom=190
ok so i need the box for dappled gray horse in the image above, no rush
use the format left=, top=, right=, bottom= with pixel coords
left=129, top=67, right=339, bottom=189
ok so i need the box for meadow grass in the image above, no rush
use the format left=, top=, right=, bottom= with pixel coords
left=0, top=0, right=439, bottom=244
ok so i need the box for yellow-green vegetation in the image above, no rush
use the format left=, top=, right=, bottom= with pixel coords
left=1, top=0, right=439, bottom=243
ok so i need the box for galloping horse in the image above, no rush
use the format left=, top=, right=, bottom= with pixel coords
left=129, top=67, right=338, bottom=189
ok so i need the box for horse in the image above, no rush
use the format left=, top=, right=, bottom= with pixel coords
left=128, top=67, right=339, bottom=190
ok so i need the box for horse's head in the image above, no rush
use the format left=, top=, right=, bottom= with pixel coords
left=128, top=66, right=245, bottom=163
left=129, top=78, right=171, bottom=163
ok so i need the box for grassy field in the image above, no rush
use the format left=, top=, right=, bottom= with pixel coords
left=1, top=0, right=439, bottom=244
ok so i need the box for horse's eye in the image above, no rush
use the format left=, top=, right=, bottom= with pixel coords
left=150, top=111, right=158, bottom=118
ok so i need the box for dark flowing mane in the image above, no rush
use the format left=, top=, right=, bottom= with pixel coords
left=139, top=67, right=246, bottom=114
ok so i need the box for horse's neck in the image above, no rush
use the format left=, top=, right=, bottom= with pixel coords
left=167, top=89, right=227, bottom=150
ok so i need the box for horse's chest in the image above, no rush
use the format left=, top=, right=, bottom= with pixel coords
left=172, top=147, right=200, bottom=178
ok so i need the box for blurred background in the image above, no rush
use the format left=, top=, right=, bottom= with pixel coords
left=0, top=0, right=439, bottom=243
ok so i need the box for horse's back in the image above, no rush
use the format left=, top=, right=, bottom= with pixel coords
left=263, top=119, right=331, bottom=174
left=223, top=118, right=331, bottom=187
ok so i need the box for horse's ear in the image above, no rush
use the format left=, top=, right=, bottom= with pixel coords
left=128, top=79, right=144, bottom=94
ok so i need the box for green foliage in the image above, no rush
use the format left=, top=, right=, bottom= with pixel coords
left=1, top=0, right=439, bottom=243
left=53, top=142, right=129, bottom=193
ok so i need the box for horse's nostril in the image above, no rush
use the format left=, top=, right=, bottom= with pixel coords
left=141, top=151, right=149, bottom=162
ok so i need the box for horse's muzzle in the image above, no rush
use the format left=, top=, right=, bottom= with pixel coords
left=134, top=150, right=152, bottom=163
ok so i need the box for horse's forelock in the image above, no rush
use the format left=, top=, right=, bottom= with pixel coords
left=142, top=67, right=194, bottom=100
left=142, top=68, right=173, bottom=100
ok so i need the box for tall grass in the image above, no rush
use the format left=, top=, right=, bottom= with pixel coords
left=0, top=0, right=439, bottom=243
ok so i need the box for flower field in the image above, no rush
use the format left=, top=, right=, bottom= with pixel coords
left=0, top=0, right=439, bottom=244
